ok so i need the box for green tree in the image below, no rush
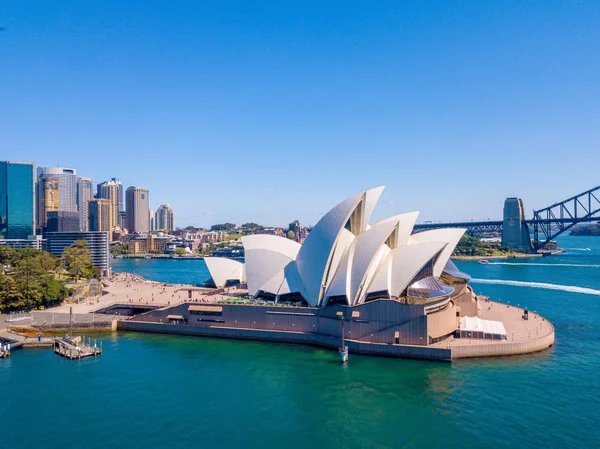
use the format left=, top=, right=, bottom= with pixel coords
left=241, top=222, right=264, bottom=233
left=13, top=257, right=47, bottom=310
left=210, top=223, right=236, bottom=232
left=62, top=240, right=95, bottom=282
left=173, top=248, right=187, bottom=255
left=110, top=243, right=129, bottom=256
left=0, top=250, right=70, bottom=311
left=39, top=251, right=60, bottom=272
left=0, top=274, right=23, bottom=311
left=287, top=230, right=296, bottom=240
left=0, top=246, right=16, bottom=265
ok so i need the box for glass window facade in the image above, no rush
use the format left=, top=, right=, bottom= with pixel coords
left=0, top=161, right=35, bottom=239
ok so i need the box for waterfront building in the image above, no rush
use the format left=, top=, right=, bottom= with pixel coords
left=127, top=233, right=171, bottom=254
left=155, top=204, right=175, bottom=232
left=37, top=167, right=77, bottom=212
left=45, top=231, right=109, bottom=276
left=76, top=177, right=93, bottom=231
left=89, top=198, right=113, bottom=236
left=123, top=186, right=555, bottom=360
left=200, top=231, right=225, bottom=243
left=0, top=235, right=44, bottom=250
left=149, top=208, right=154, bottom=232
left=211, top=245, right=244, bottom=258
left=125, top=186, right=150, bottom=233
left=36, top=176, right=59, bottom=229
left=0, top=161, right=35, bottom=239
left=112, top=226, right=128, bottom=242
left=46, top=211, right=80, bottom=233
left=204, top=186, right=469, bottom=339
left=98, top=180, right=120, bottom=230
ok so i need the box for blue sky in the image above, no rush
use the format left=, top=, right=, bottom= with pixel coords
left=2, top=1, right=599, bottom=228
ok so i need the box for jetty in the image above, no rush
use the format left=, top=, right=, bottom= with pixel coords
left=54, top=336, right=102, bottom=360
left=52, top=306, right=103, bottom=360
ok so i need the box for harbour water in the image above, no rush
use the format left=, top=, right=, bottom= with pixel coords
left=2, top=236, right=600, bottom=448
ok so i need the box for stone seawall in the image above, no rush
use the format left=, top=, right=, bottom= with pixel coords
left=10, top=320, right=117, bottom=334
left=451, top=320, right=555, bottom=359
left=118, top=320, right=452, bottom=361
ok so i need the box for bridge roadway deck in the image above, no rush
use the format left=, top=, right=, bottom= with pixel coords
left=413, top=216, right=599, bottom=231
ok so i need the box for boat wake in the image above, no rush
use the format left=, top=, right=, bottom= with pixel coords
left=470, top=278, right=600, bottom=296
left=564, top=248, right=592, bottom=251
left=488, top=262, right=600, bottom=268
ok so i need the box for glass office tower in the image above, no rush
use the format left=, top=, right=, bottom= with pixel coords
left=0, top=161, right=35, bottom=239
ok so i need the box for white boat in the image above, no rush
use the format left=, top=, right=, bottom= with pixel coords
left=338, top=312, right=349, bottom=363
left=478, top=260, right=490, bottom=265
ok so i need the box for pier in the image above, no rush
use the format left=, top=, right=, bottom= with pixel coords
left=54, top=336, right=102, bottom=360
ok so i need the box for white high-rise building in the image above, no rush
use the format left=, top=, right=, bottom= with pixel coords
left=77, top=177, right=93, bottom=231
left=155, top=204, right=175, bottom=232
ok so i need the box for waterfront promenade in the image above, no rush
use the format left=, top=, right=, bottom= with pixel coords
left=48, top=272, right=243, bottom=315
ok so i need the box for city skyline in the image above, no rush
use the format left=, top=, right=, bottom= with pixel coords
left=2, top=2, right=600, bottom=227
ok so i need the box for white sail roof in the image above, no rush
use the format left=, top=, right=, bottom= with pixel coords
left=242, top=235, right=301, bottom=296
left=389, top=242, right=447, bottom=296
left=362, top=186, right=385, bottom=232
left=204, top=257, right=245, bottom=288
left=409, top=228, right=465, bottom=277
left=227, top=186, right=470, bottom=307
left=372, top=211, right=420, bottom=246
left=294, top=189, right=366, bottom=306
left=349, top=220, right=398, bottom=305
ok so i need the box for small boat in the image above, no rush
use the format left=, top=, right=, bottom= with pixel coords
left=338, top=312, right=349, bottom=363
left=339, top=345, right=348, bottom=363
left=478, top=260, right=490, bottom=265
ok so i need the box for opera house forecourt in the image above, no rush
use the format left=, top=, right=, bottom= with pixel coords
left=119, top=187, right=555, bottom=361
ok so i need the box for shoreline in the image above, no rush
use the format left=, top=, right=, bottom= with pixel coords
left=453, top=249, right=564, bottom=261
left=118, top=297, right=555, bottom=361
left=5, top=271, right=555, bottom=362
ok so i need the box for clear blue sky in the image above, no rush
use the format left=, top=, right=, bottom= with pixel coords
left=2, top=1, right=599, bottom=228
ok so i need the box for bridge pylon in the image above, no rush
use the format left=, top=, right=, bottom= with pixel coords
left=502, top=198, right=533, bottom=253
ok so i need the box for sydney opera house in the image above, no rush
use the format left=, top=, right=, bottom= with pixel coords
left=121, top=187, right=555, bottom=360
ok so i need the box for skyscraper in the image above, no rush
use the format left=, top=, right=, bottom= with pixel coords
left=125, top=186, right=150, bottom=233
left=46, top=211, right=80, bottom=233
left=37, top=167, right=77, bottom=212
left=155, top=204, right=175, bottom=231
left=110, top=178, right=124, bottom=213
left=89, top=198, right=113, bottom=234
left=77, top=177, right=93, bottom=231
left=36, top=176, right=59, bottom=228
left=98, top=180, right=119, bottom=230
left=0, top=161, right=35, bottom=239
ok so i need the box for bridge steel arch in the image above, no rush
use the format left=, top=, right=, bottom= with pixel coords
left=532, top=186, right=600, bottom=250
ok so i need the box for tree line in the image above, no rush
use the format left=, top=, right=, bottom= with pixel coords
left=0, top=240, right=97, bottom=312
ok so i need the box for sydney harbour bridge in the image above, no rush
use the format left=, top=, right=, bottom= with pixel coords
left=412, top=186, right=600, bottom=252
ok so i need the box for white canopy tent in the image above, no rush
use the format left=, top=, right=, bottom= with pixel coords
left=459, top=316, right=507, bottom=340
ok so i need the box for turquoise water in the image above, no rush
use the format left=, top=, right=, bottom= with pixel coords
left=2, top=236, right=600, bottom=448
